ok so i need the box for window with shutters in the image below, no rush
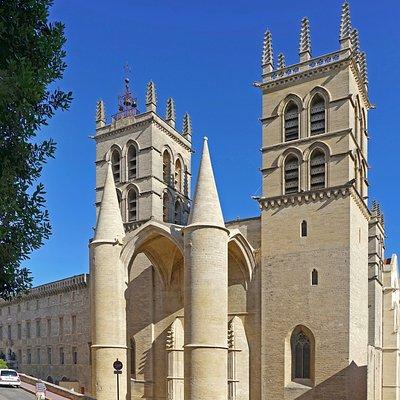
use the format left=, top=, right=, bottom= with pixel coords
left=291, top=328, right=312, bottom=380
left=127, top=145, right=137, bottom=179
left=285, top=102, right=300, bottom=141
left=175, top=158, right=182, bottom=192
left=111, top=149, right=121, bottom=183
left=310, top=94, right=326, bottom=135
left=163, top=150, right=172, bottom=185
left=127, top=189, right=138, bottom=222
left=284, top=155, right=300, bottom=194
left=310, top=150, right=326, bottom=190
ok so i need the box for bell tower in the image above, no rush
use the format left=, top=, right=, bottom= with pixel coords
left=257, top=3, right=371, bottom=399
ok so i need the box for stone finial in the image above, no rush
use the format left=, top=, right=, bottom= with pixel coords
left=94, top=163, right=125, bottom=242
left=96, top=100, right=106, bottom=128
left=145, top=81, right=157, bottom=113
left=340, top=1, right=352, bottom=49
left=359, top=52, right=368, bottom=87
left=351, top=28, right=360, bottom=63
left=299, top=17, right=312, bottom=61
left=165, top=98, right=176, bottom=128
left=262, top=30, right=274, bottom=73
left=182, top=112, right=192, bottom=142
left=277, top=53, right=286, bottom=70
left=187, top=137, right=225, bottom=228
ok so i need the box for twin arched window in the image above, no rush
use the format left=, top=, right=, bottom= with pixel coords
left=111, top=149, right=121, bottom=183
left=284, top=155, right=300, bottom=194
left=111, top=144, right=138, bottom=184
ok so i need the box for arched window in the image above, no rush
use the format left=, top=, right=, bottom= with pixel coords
left=111, top=149, right=121, bottom=183
left=175, top=159, right=182, bottom=192
left=284, top=155, right=300, bottom=194
left=163, top=150, right=172, bottom=186
left=310, top=94, right=326, bottom=135
left=301, top=220, right=307, bottom=237
left=174, top=200, right=182, bottom=225
left=127, top=189, right=137, bottom=222
left=291, top=327, right=312, bottom=380
left=311, top=269, right=318, bottom=285
left=127, top=145, right=137, bottom=180
left=310, top=150, right=326, bottom=190
left=284, top=101, right=300, bottom=142
left=163, top=191, right=171, bottom=223
left=130, top=338, right=136, bottom=378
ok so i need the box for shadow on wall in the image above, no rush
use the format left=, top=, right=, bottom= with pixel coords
left=294, top=362, right=367, bottom=400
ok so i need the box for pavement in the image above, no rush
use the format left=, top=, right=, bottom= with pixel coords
left=0, top=387, right=35, bottom=399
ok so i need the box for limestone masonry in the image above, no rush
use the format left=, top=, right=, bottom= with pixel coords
left=1, top=2, right=399, bottom=399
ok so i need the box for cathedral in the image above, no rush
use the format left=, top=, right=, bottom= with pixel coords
left=89, top=2, right=399, bottom=400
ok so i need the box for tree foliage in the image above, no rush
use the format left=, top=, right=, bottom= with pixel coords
left=0, top=0, right=72, bottom=299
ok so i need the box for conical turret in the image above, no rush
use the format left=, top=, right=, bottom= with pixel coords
left=94, top=162, right=125, bottom=242
left=299, top=17, right=311, bottom=61
left=187, top=137, right=224, bottom=228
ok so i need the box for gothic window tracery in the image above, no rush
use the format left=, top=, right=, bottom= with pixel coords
left=284, top=154, right=300, bottom=194
left=285, top=101, right=300, bottom=141
left=291, top=328, right=311, bottom=380
left=310, top=150, right=326, bottom=190
left=310, top=94, right=326, bottom=135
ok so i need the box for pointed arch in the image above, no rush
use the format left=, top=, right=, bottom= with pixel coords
left=127, top=143, right=138, bottom=180
left=174, top=157, right=183, bottom=192
left=174, top=198, right=183, bottom=225
left=163, top=190, right=172, bottom=223
left=127, top=187, right=138, bottom=222
left=284, top=153, right=300, bottom=194
left=111, top=148, right=121, bottom=183
left=309, top=149, right=326, bottom=190
left=284, top=101, right=300, bottom=142
left=163, top=149, right=172, bottom=186
left=310, top=94, right=326, bottom=135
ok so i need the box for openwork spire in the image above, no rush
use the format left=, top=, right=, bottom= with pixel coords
left=277, top=53, right=286, bottom=69
left=359, top=52, right=368, bottom=87
left=351, top=28, right=360, bottom=63
left=299, top=17, right=311, bottom=61
left=182, top=112, right=192, bottom=141
left=96, top=100, right=106, bottom=128
left=262, top=30, right=273, bottom=70
left=340, top=1, right=352, bottom=48
left=145, top=81, right=157, bottom=112
left=166, top=98, right=176, bottom=127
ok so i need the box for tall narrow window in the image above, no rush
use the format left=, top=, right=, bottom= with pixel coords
left=47, top=347, right=52, bottom=365
left=127, top=145, right=137, bottom=179
left=36, top=348, right=41, bottom=365
left=291, top=328, right=312, bottom=380
left=285, top=101, right=300, bottom=141
left=36, top=320, right=41, bottom=337
left=284, top=155, right=300, bottom=194
left=163, top=191, right=170, bottom=223
left=163, top=151, right=172, bottom=185
left=59, top=347, right=64, bottom=365
left=111, top=150, right=121, bottom=183
left=310, top=94, right=326, bottom=135
left=27, top=349, right=32, bottom=365
left=175, top=159, right=182, bottom=192
left=72, top=347, right=78, bottom=365
left=301, top=220, right=307, bottom=237
left=311, top=269, right=318, bottom=285
left=127, top=189, right=138, bottom=222
left=310, top=150, right=326, bottom=190
left=130, top=339, right=136, bottom=378
left=71, top=315, right=77, bottom=334
left=174, top=200, right=182, bottom=225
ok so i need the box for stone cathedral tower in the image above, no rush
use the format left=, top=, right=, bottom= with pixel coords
left=257, top=3, right=371, bottom=399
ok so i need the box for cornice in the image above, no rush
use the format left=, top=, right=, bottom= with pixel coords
left=151, top=117, right=192, bottom=152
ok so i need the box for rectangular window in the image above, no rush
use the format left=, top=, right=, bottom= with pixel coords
left=47, top=347, right=52, bottom=365
left=27, top=349, right=31, bottom=365
left=7, top=325, right=11, bottom=340
left=71, top=315, right=77, bottom=334
left=47, top=319, right=51, bottom=337
left=36, top=348, right=41, bottom=365
left=72, top=347, right=77, bottom=365
left=17, top=324, right=21, bottom=340
left=36, top=320, right=41, bottom=337
left=59, top=317, right=64, bottom=336
left=26, top=321, right=31, bottom=339
left=59, top=347, right=64, bottom=365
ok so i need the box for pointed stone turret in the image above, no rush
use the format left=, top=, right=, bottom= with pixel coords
left=94, top=162, right=125, bottom=242
left=166, top=97, right=176, bottom=128
left=182, top=112, right=192, bottom=142
left=184, top=137, right=228, bottom=400
left=299, top=17, right=312, bottom=62
left=187, top=137, right=224, bottom=228
left=340, top=1, right=352, bottom=49
left=277, top=53, right=286, bottom=69
left=351, top=28, right=360, bottom=63
left=145, top=81, right=157, bottom=113
left=90, top=163, right=127, bottom=400
left=262, top=30, right=274, bottom=74
left=96, top=100, right=106, bottom=129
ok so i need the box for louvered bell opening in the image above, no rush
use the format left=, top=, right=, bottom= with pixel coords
left=128, top=147, right=137, bottom=179
left=310, top=153, right=326, bottom=190
left=285, top=105, right=299, bottom=141
left=285, top=158, right=299, bottom=194
left=310, top=100, right=325, bottom=136
left=128, top=191, right=137, bottom=221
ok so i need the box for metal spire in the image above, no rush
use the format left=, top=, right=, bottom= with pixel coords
left=340, top=1, right=352, bottom=49
left=277, top=53, right=286, bottom=69
left=115, top=63, right=139, bottom=120
left=182, top=112, right=192, bottom=141
left=262, top=30, right=274, bottom=72
left=299, top=17, right=312, bottom=61
left=145, top=81, right=157, bottom=112
left=166, top=98, right=176, bottom=128
left=96, top=100, right=106, bottom=128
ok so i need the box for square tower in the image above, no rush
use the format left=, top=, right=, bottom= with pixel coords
left=93, top=78, right=192, bottom=231
left=257, top=5, right=371, bottom=399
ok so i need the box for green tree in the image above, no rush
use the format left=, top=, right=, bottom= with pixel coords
left=0, top=0, right=72, bottom=299
left=0, top=359, right=8, bottom=369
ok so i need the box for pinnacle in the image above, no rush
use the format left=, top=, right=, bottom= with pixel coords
left=262, top=30, right=273, bottom=67
left=299, top=17, right=311, bottom=57
left=277, top=53, right=286, bottom=69
left=166, top=98, right=176, bottom=125
left=146, top=81, right=157, bottom=106
left=183, top=113, right=192, bottom=139
left=340, top=1, right=352, bottom=42
left=94, top=162, right=125, bottom=242
left=187, top=137, right=225, bottom=228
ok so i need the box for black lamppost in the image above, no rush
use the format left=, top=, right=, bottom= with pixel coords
left=113, top=359, right=123, bottom=400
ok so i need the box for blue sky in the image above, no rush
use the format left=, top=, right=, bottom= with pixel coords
left=27, top=0, right=400, bottom=285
